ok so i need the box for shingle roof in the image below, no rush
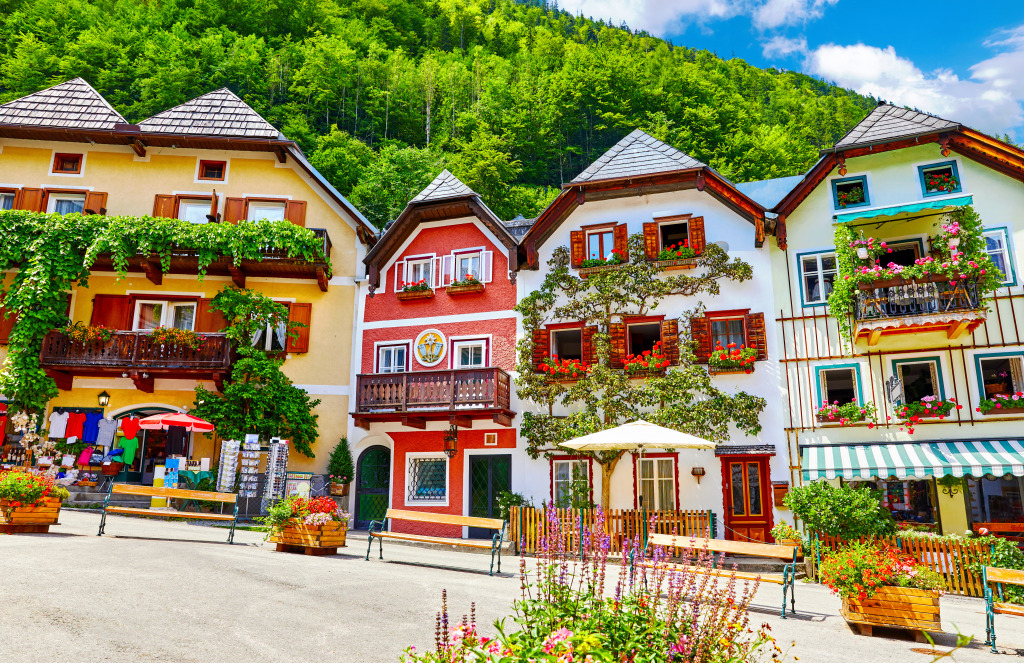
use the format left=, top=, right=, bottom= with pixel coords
left=570, top=129, right=705, bottom=184
left=834, top=104, right=959, bottom=150
left=0, top=77, right=127, bottom=130
left=504, top=215, right=536, bottom=239
left=412, top=170, right=476, bottom=202
left=139, top=88, right=279, bottom=138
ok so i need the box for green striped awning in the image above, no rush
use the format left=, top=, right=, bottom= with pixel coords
left=802, top=441, right=1024, bottom=481
left=834, top=195, right=973, bottom=224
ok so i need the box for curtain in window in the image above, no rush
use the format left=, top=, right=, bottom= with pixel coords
left=54, top=198, right=84, bottom=215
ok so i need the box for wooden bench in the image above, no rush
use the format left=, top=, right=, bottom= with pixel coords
left=97, top=483, right=239, bottom=544
left=984, top=566, right=1024, bottom=653
left=366, top=509, right=506, bottom=576
left=643, top=534, right=800, bottom=618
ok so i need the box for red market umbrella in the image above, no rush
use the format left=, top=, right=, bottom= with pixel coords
left=138, top=412, right=215, bottom=433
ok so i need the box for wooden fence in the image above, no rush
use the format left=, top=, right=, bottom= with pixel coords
left=508, top=507, right=715, bottom=556
left=816, top=533, right=994, bottom=597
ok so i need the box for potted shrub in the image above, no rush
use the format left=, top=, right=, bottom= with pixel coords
left=327, top=438, right=354, bottom=496
left=447, top=273, right=484, bottom=295
left=397, top=278, right=433, bottom=301
left=0, top=470, right=70, bottom=533
left=263, top=495, right=350, bottom=553
left=708, top=343, right=756, bottom=374
left=770, top=520, right=802, bottom=548
left=624, top=341, right=670, bottom=376
left=821, top=543, right=945, bottom=637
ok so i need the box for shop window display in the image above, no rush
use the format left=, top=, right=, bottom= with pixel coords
left=876, top=479, right=937, bottom=528
left=968, top=475, right=1024, bottom=523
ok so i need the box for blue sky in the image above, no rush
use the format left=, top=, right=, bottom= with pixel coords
left=556, top=0, right=1024, bottom=138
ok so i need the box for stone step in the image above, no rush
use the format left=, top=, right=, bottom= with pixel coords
left=65, top=490, right=151, bottom=509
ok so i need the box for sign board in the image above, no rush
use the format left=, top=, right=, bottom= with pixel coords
left=285, top=471, right=313, bottom=498
left=886, top=374, right=904, bottom=407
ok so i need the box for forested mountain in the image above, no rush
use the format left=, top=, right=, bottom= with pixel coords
left=0, top=0, right=877, bottom=226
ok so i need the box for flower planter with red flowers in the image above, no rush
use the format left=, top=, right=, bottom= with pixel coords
left=0, top=471, right=69, bottom=534
left=707, top=344, right=757, bottom=375
left=577, top=252, right=626, bottom=278
left=893, top=397, right=961, bottom=433
left=925, top=172, right=960, bottom=195
left=264, top=495, right=350, bottom=555
left=977, top=391, right=1024, bottom=415
left=651, top=244, right=700, bottom=271
left=815, top=402, right=877, bottom=426
left=446, top=276, right=485, bottom=295
left=624, top=342, right=670, bottom=377
left=539, top=356, right=590, bottom=382
left=397, top=280, right=434, bottom=301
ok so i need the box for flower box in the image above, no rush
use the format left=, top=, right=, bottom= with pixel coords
left=840, top=586, right=941, bottom=638
left=446, top=282, right=485, bottom=295
left=815, top=412, right=866, bottom=425
left=329, top=482, right=350, bottom=497
left=626, top=368, right=666, bottom=379
left=0, top=497, right=62, bottom=533
left=981, top=406, right=1024, bottom=415
left=708, top=364, right=755, bottom=375
left=577, top=262, right=625, bottom=278
left=396, top=289, right=434, bottom=302
left=651, top=257, right=699, bottom=271
left=270, top=519, right=348, bottom=554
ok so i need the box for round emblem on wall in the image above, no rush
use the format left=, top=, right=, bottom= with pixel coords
left=414, top=329, right=447, bottom=367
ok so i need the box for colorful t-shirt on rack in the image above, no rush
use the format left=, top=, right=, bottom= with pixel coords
left=118, top=437, right=140, bottom=465
left=65, top=412, right=87, bottom=440
left=120, top=417, right=141, bottom=439
left=48, top=410, right=69, bottom=438
left=82, top=411, right=103, bottom=443
left=96, top=418, right=118, bottom=448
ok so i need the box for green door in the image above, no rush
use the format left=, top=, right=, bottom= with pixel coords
left=355, top=446, right=390, bottom=529
left=468, top=455, right=511, bottom=538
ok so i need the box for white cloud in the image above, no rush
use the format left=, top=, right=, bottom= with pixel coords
left=553, top=0, right=743, bottom=35
left=762, top=35, right=808, bottom=59
left=752, top=0, right=838, bottom=30
left=805, top=38, right=1024, bottom=137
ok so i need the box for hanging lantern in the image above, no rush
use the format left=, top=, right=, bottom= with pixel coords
left=443, top=424, right=459, bottom=459
left=97, top=391, right=111, bottom=407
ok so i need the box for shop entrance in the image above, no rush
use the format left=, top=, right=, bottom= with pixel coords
left=355, top=446, right=391, bottom=529
left=721, top=456, right=773, bottom=542
left=112, top=406, right=184, bottom=485
left=468, top=454, right=511, bottom=538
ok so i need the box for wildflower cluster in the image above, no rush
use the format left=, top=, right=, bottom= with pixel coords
left=977, top=390, right=1024, bottom=414
left=820, top=543, right=945, bottom=601
left=656, top=241, right=696, bottom=261
left=708, top=343, right=756, bottom=373
left=0, top=469, right=70, bottom=507
left=579, top=249, right=626, bottom=269
left=402, top=278, right=431, bottom=292
left=816, top=400, right=877, bottom=426
left=624, top=341, right=670, bottom=373
left=539, top=356, right=589, bottom=380
left=62, top=321, right=113, bottom=345
left=149, top=326, right=203, bottom=350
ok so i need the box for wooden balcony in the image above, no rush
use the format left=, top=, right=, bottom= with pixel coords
left=87, top=228, right=333, bottom=291
left=39, top=330, right=232, bottom=393
left=353, top=368, right=515, bottom=429
left=853, top=276, right=986, bottom=345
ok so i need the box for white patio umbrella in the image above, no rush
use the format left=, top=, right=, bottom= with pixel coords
left=559, top=419, right=715, bottom=454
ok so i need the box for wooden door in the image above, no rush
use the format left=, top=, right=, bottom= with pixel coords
left=721, top=456, right=773, bottom=542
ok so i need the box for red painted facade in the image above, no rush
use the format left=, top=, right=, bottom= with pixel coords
left=361, top=318, right=516, bottom=373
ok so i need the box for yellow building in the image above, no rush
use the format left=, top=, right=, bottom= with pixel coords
left=0, top=78, right=375, bottom=481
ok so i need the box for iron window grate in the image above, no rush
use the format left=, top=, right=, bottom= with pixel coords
left=408, top=457, right=447, bottom=501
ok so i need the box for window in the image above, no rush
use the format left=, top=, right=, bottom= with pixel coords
left=832, top=176, right=869, bottom=209
left=660, top=220, right=689, bottom=251
left=403, top=258, right=433, bottom=289
left=551, top=328, right=583, bottom=362
left=638, top=458, right=675, bottom=510
left=968, top=476, right=1024, bottom=523
left=377, top=344, right=408, bottom=373
left=919, top=161, right=961, bottom=196
left=893, top=359, right=943, bottom=403
left=52, top=153, right=82, bottom=174
left=455, top=252, right=481, bottom=281
left=484, top=433, right=498, bottom=446
left=553, top=459, right=585, bottom=505
left=247, top=201, right=286, bottom=222
left=883, top=241, right=922, bottom=268
left=47, top=194, right=85, bottom=215
left=133, top=300, right=197, bottom=331
left=178, top=198, right=213, bottom=225
left=799, top=252, right=837, bottom=306
left=198, top=160, right=226, bottom=181
left=408, top=456, right=446, bottom=502
left=977, top=355, right=1024, bottom=398
left=819, top=366, right=859, bottom=406
left=252, top=320, right=287, bottom=352
left=710, top=318, right=745, bottom=350
left=453, top=339, right=487, bottom=368
left=984, top=229, right=1014, bottom=285
left=587, top=229, right=615, bottom=260
left=627, top=322, right=661, bottom=355
left=0, top=192, right=14, bottom=210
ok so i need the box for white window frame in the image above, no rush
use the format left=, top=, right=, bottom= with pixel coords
left=246, top=201, right=286, bottom=222
left=484, top=433, right=498, bottom=446
left=452, top=338, right=488, bottom=369
left=376, top=343, right=410, bottom=373
left=638, top=457, right=676, bottom=511
left=405, top=453, right=448, bottom=506
left=455, top=251, right=482, bottom=281
left=798, top=251, right=837, bottom=306
left=0, top=191, right=16, bottom=210
left=553, top=459, right=585, bottom=504
left=46, top=193, right=86, bottom=215
left=132, top=299, right=198, bottom=331
left=404, top=258, right=434, bottom=289
left=178, top=198, right=213, bottom=225
left=818, top=366, right=861, bottom=407
left=983, top=228, right=1015, bottom=285
left=550, top=327, right=584, bottom=362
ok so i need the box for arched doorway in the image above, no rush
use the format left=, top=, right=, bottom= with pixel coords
left=355, top=445, right=390, bottom=529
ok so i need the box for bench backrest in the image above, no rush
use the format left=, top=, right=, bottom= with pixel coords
left=648, top=533, right=797, bottom=560
left=385, top=508, right=503, bottom=531
left=111, top=483, right=237, bottom=503
left=986, top=566, right=1024, bottom=588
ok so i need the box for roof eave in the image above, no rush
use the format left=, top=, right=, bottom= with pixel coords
left=822, top=127, right=961, bottom=156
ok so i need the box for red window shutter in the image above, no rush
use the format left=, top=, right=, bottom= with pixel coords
left=582, top=326, right=597, bottom=366
left=570, top=230, right=585, bottom=268
left=660, top=319, right=680, bottom=365
left=609, top=322, right=627, bottom=369
left=194, top=298, right=228, bottom=333
left=224, top=197, right=247, bottom=224
left=690, top=317, right=712, bottom=363
left=689, top=216, right=706, bottom=255
left=532, top=328, right=550, bottom=370
left=613, top=223, right=629, bottom=262
left=643, top=222, right=659, bottom=261
left=90, top=294, right=130, bottom=329
left=286, top=302, right=312, bottom=353
left=84, top=192, right=107, bottom=215
left=745, top=312, right=767, bottom=361
left=153, top=194, right=176, bottom=218
left=0, top=303, right=17, bottom=345
left=17, top=188, right=45, bottom=212
left=285, top=200, right=307, bottom=227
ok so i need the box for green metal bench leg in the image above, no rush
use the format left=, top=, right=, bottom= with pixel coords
left=365, top=534, right=374, bottom=561
left=227, top=501, right=238, bottom=544
left=97, top=480, right=114, bottom=536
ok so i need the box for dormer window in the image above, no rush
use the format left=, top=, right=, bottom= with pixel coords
left=832, top=176, right=869, bottom=209
left=198, top=160, right=226, bottom=181
left=52, top=153, right=82, bottom=174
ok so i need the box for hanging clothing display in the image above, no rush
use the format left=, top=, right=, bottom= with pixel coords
left=166, top=425, right=188, bottom=456
left=118, top=437, right=140, bottom=465
left=82, top=411, right=103, bottom=443
left=65, top=412, right=87, bottom=440
left=120, top=417, right=141, bottom=439
left=48, top=410, right=69, bottom=438
left=96, top=418, right=118, bottom=448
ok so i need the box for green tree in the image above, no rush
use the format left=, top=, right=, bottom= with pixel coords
left=308, top=126, right=375, bottom=196
left=327, top=437, right=354, bottom=483
left=348, top=143, right=445, bottom=227
left=784, top=482, right=897, bottom=539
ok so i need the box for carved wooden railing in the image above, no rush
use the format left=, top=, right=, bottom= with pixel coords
left=39, top=331, right=231, bottom=372
left=355, top=368, right=512, bottom=413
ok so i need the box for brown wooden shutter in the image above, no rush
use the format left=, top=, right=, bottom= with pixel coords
left=90, top=294, right=130, bottom=329
left=286, top=302, right=312, bottom=353
left=609, top=322, right=627, bottom=369
left=690, top=316, right=712, bottom=363
left=613, top=223, right=629, bottom=262
left=643, top=222, right=659, bottom=261
left=224, top=197, right=247, bottom=224
left=569, top=230, right=585, bottom=268
left=689, top=216, right=706, bottom=255
left=0, top=301, right=17, bottom=345
left=285, top=200, right=307, bottom=227
left=194, top=298, right=228, bottom=333
left=660, top=319, right=680, bottom=365
left=17, top=188, right=44, bottom=212
left=84, top=192, right=107, bottom=215
left=153, top=194, right=176, bottom=218
left=582, top=326, right=597, bottom=366
left=745, top=312, right=767, bottom=361
left=532, top=328, right=550, bottom=371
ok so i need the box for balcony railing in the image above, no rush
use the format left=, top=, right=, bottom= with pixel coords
left=854, top=277, right=982, bottom=321
left=355, top=368, right=512, bottom=414
left=39, top=330, right=232, bottom=374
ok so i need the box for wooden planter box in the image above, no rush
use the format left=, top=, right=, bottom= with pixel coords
left=396, top=289, right=434, bottom=301
left=446, top=283, right=484, bottom=295
left=815, top=412, right=866, bottom=425
left=270, top=520, right=348, bottom=555
left=651, top=257, right=699, bottom=271
left=980, top=405, right=1024, bottom=415
left=0, top=497, right=62, bottom=533
left=709, top=364, right=755, bottom=375
left=328, top=483, right=350, bottom=496
left=841, top=586, right=941, bottom=640
left=626, top=367, right=666, bottom=379
left=577, top=263, right=625, bottom=278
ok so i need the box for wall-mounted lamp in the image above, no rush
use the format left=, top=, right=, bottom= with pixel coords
left=443, top=424, right=459, bottom=459
left=691, top=467, right=706, bottom=484
left=97, top=391, right=111, bottom=408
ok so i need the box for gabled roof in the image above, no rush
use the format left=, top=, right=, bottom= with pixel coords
left=139, top=88, right=279, bottom=138
left=412, top=170, right=476, bottom=202
left=833, top=103, right=959, bottom=151
left=0, top=77, right=127, bottom=130
left=735, top=175, right=805, bottom=210
left=570, top=129, right=705, bottom=184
